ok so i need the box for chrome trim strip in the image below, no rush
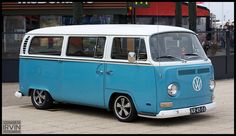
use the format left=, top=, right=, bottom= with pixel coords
left=151, top=59, right=212, bottom=66
left=19, top=56, right=152, bottom=66
left=20, top=55, right=103, bottom=61
left=138, top=102, right=216, bottom=119
left=19, top=55, right=211, bottom=66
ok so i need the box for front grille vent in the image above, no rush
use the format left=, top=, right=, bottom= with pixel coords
left=178, top=69, right=196, bottom=75
left=197, top=68, right=210, bottom=74
left=178, top=68, right=210, bottom=76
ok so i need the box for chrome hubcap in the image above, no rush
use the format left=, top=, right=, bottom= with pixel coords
left=33, top=89, right=46, bottom=106
left=114, top=96, right=131, bottom=119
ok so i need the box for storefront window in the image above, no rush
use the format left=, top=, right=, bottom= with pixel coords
left=196, top=17, right=206, bottom=32
left=40, top=16, right=62, bottom=28
left=4, top=16, right=26, bottom=33
left=26, top=16, right=40, bottom=32
left=154, top=17, right=175, bottom=26
left=182, top=17, right=188, bottom=25
left=82, top=15, right=113, bottom=24
left=62, top=16, right=74, bottom=25
left=61, top=15, right=113, bottom=25
left=182, top=17, right=189, bottom=29
left=3, top=16, right=25, bottom=58
left=136, top=17, right=153, bottom=24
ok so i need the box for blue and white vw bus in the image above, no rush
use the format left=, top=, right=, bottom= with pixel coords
left=15, top=25, right=216, bottom=122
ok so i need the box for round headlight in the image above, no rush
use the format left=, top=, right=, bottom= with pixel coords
left=209, top=80, right=215, bottom=91
left=168, top=84, right=178, bottom=96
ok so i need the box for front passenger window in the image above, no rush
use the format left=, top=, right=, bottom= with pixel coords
left=111, top=37, right=147, bottom=61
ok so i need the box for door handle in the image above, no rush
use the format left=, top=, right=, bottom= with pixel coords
left=96, top=63, right=104, bottom=75
left=96, top=70, right=104, bottom=75
left=106, top=70, right=113, bottom=75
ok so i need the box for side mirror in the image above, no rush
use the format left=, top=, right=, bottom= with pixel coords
left=128, top=52, right=136, bottom=63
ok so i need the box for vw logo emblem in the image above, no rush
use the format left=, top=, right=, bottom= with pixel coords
left=192, top=76, right=202, bottom=91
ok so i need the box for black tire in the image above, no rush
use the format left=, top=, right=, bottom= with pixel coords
left=31, top=89, right=54, bottom=109
left=113, top=95, right=137, bottom=122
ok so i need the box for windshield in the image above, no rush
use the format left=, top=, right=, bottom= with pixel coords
left=150, top=32, right=208, bottom=62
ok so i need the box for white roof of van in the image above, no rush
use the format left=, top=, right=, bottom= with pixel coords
left=27, top=24, right=195, bottom=36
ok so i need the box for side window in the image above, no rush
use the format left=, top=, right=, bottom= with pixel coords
left=66, top=37, right=106, bottom=59
left=111, top=37, right=147, bottom=60
left=29, top=36, right=63, bottom=55
left=138, top=38, right=147, bottom=60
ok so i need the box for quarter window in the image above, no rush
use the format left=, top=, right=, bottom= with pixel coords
left=111, top=37, right=147, bottom=60
left=29, top=36, right=63, bottom=55
left=66, top=37, right=106, bottom=58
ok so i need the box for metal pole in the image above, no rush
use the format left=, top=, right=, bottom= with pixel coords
left=132, top=2, right=135, bottom=24
left=175, top=2, right=182, bottom=27
left=189, top=2, right=196, bottom=32
left=134, top=5, right=136, bottom=24
left=73, top=2, right=83, bottom=25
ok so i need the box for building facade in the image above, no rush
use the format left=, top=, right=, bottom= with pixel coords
left=128, top=2, right=210, bottom=32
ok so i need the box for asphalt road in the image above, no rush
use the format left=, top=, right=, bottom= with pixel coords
left=2, top=79, right=234, bottom=134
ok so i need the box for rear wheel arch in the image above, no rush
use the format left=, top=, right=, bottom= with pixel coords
left=28, top=88, right=53, bottom=98
left=28, top=88, right=34, bottom=96
left=30, top=88, right=54, bottom=109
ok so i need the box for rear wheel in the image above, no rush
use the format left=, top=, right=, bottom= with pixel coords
left=113, top=95, right=137, bottom=122
left=31, top=89, right=53, bottom=109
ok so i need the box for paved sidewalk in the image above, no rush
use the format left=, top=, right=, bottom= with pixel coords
left=2, top=83, right=31, bottom=107
left=2, top=79, right=234, bottom=134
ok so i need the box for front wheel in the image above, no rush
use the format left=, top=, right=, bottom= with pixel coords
left=113, top=95, right=137, bottom=122
left=31, top=89, right=54, bottom=109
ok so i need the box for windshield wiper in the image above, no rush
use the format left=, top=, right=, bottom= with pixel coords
left=183, top=53, right=199, bottom=56
left=183, top=53, right=208, bottom=61
left=156, top=55, right=187, bottom=62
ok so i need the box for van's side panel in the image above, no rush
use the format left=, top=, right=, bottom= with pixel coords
left=59, top=60, right=105, bottom=108
left=19, top=57, right=61, bottom=99
left=19, top=57, right=29, bottom=95
left=105, top=63, right=157, bottom=114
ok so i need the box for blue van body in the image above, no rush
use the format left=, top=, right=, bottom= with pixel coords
left=17, top=25, right=216, bottom=119
left=19, top=59, right=214, bottom=116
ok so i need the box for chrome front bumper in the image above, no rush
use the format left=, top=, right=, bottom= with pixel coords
left=138, top=102, right=216, bottom=119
